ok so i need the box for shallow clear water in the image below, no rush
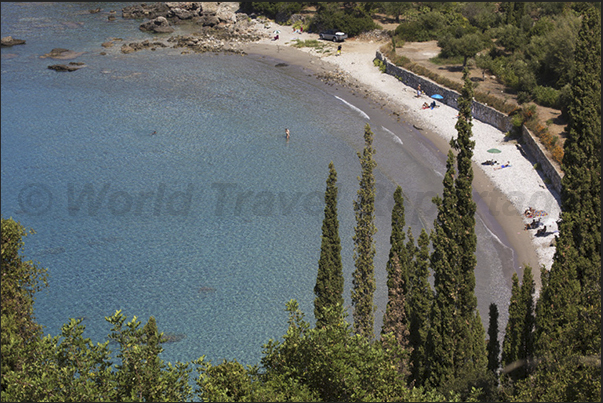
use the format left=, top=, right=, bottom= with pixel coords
left=2, top=2, right=514, bottom=365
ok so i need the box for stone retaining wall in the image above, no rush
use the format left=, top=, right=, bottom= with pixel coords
left=520, top=126, right=563, bottom=194
left=375, top=50, right=562, bottom=194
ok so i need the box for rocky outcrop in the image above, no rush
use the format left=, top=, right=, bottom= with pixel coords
left=47, top=62, right=85, bottom=72
left=122, top=3, right=170, bottom=20
left=116, top=3, right=272, bottom=56
left=1, top=36, right=26, bottom=47
left=122, top=2, right=240, bottom=26
left=139, top=16, right=175, bottom=33
left=40, top=48, right=85, bottom=60
left=166, top=32, right=243, bottom=54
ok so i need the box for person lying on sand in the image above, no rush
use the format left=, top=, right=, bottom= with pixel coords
left=422, top=102, right=430, bottom=109
left=481, top=159, right=498, bottom=165
left=494, top=161, right=511, bottom=170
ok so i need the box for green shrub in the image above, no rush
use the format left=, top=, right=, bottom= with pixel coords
left=517, top=91, right=531, bottom=104
left=310, top=3, right=379, bottom=37
left=373, top=58, right=386, bottom=73
left=394, top=10, right=452, bottom=42
left=531, top=85, right=561, bottom=108
left=239, top=2, right=304, bottom=23
left=493, top=24, right=528, bottom=52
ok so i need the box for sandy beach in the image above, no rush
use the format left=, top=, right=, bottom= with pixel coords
left=242, top=23, right=562, bottom=290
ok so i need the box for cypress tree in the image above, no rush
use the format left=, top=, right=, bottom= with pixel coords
left=528, top=6, right=601, bottom=401
left=426, top=69, right=487, bottom=394
left=408, top=228, right=433, bottom=386
left=518, top=266, right=535, bottom=371
left=382, top=186, right=409, bottom=343
left=405, top=226, right=417, bottom=282
left=502, top=273, right=523, bottom=382
left=486, top=303, right=500, bottom=375
left=314, top=162, right=344, bottom=328
left=380, top=251, right=410, bottom=375
left=351, top=123, right=377, bottom=340
left=452, top=67, right=488, bottom=384
left=502, top=267, right=536, bottom=397
left=426, top=151, right=460, bottom=390
left=501, top=268, right=535, bottom=385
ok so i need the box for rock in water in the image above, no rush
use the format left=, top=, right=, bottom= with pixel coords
left=1, top=36, right=26, bottom=47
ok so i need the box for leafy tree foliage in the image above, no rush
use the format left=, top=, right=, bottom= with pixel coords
left=257, top=300, right=457, bottom=402
left=461, top=2, right=501, bottom=32
left=309, top=2, right=379, bottom=37
left=1, top=312, right=194, bottom=402
left=438, top=33, right=490, bottom=66
left=314, top=162, right=344, bottom=328
left=238, top=2, right=305, bottom=23
left=378, top=2, right=412, bottom=23
left=351, top=123, right=378, bottom=340
left=1, top=217, right=48, bottom=394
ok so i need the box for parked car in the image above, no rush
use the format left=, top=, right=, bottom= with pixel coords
left=319, top=29, right=347, bottom=42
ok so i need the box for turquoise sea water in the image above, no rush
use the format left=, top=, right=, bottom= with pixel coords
left=2, top=2, right=515, bottom=366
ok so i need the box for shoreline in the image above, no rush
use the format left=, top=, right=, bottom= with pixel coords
left=240, top=29, right=561, bottom=291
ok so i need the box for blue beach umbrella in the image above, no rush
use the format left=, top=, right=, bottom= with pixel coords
left=431, top=94, right=444, bottom=100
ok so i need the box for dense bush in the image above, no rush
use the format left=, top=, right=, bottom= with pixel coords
left=492, top=24, right=528, bottom=52
left=239, top=2, right=305, bottom=24
left=437, top=32, right=490, bottom=65
left=531, top=85, right=561, bottom=108
left=461, top=2, right=501, bottom=31
left=394, top=10, right=448, bottom=42
left=309, top=2, right=379, bottom=37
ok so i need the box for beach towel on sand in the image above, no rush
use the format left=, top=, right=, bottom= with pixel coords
left=525, top=210, right=548, bottom=219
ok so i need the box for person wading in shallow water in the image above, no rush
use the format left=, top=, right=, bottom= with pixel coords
left=285, top=128, right=290, bottom=140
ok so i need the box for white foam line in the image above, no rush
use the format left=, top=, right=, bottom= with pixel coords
left=382, top=126, right=403, bottom=145
left=478, top=214, right=514, bottom=254
left=334, top=95, right=370, bottom=120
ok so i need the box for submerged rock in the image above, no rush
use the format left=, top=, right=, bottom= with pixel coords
left=48, top=62, right=85, bottom=72
left=40, top=48, right=85, bottom=60
left=120, top=40, right=168, bottom=54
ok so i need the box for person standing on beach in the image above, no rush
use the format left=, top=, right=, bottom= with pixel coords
left=337, top=44, right=342, bottom=56
left=416, top=84, right=422, bottom=97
